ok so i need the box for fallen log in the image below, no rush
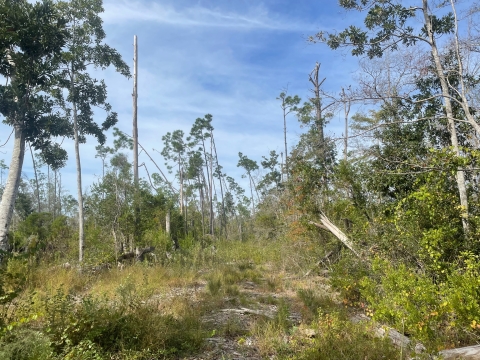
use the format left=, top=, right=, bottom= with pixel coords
left=351, top=314, right=425, bottom=356
left=439, top=344, right=480, bottom=359
left=118, top=246, right=156, bottom=262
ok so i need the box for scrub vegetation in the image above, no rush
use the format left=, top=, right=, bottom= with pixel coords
left=2, top=0, right=480, bottom=359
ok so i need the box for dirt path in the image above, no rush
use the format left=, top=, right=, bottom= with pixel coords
left=179, top=272, right=331, bottom=360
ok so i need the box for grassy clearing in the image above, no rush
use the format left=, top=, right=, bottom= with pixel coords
left=0, top=236, right=413, bottom=359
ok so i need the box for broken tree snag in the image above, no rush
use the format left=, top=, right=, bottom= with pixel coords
left=135, top=246, right=155, bottom=261
left=309, top=212, right=361, bottom=258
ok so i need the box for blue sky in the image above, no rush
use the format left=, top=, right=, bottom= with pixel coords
left=1, top=0, right=364, bottom=196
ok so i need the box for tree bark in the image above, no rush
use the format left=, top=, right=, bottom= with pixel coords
left=132, top=35, right=139, bottom=187
left=53, top=169, right=57, bottom=219
left=209, top=133, right=214, bottom=235
left=179, top=160, right=183, bottom=214
left=58, top=172, right=62, bottom=215
left=449, top=0, right=480, bottom=136
left=132, top=35, right=140, bottom=246
left=0, top=125, right=26, bottom=254
left=199, top=176, right=206, bottom=236
left=283, top=99, right=289, bottom=180
left=72, top=85, right=85, bottom=263
left=423, top=0, right=469, bottom=232
left=212, top=136, right=227, bottom=238
left=342, top=88, right=350, bottom=162
left=248, top=173, right=255, bottom=215
left=309, top=63, right=326, bottom=153
left=28, top=142, right=41, bottom=212
left=47, top=165, right=51, bottom=213
left=166, top=209, right=170, bottom=234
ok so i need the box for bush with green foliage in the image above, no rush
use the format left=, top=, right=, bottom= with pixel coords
left=292, top=312, right=404, bottom=360
left=0, top=329, right=54, bottom=360
left=42, top=285, right=205, bottom=358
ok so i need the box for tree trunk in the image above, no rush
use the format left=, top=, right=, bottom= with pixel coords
left=47, top=165, right=51, bottom=213
left=209, top=134, right=214, bottom=235
left=58, top=172, right=62, bottom=215
left=199, top=138, right=213, bottom=234
left=283, top=102, right=289, bottom=180
left=166, top=209, right=171, bottom=234
left=0, top=125, right=26, bottom=254
left=342, top=88, right=350, bottom=162
left=53, top=169, right=57, bottom=219
left=248, top=173, right=255, bottom=215
left=250, top=174, right=261, bottom=203
left=212, top=137, right=227, bottom=238
left=179, top=161, right=183, bottom=214
left=199, top=176, right=206, bottom=236
left=28, top=142, right=41, bottom=212
left=449, top=0, right=480, bottom=136
left=201, top=170, right=211, bottom=219
left=280, top=152, right=284, bottom=182
left=184, top=185, right=188, bottom=235
left=423, top=0, right=469, bottom=232
left=132, top=35, right=139, bottom=186
left=309, top=63, right=325, bottom=151
left=132, top=35, right=140, bottom=246
left=72, top=92, right=85, bottom=262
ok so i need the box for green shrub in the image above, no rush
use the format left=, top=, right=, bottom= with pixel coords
left=356, top=255, right=480, bottom=348
left=360, top=258, right=443, bottom=346
left=43, top=287, right=205, bottom=357
left=63, top=340, right=104, bottom=360
left=443, top=252, right=480, bottom=344
left=207, top=275, right=222, bottom=296
left=292, top=312, right=404, bottom=360
left=297, top=288, right=337, bottom=321
left=0, top=328, right=54, bottom=360
left=330, top=253, right=370, bottom=304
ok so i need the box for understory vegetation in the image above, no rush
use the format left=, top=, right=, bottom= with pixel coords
left=3, top=0, right=480, bottom=359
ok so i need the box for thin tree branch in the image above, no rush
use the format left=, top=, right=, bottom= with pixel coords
left=0, top=129, right=14, bottom=148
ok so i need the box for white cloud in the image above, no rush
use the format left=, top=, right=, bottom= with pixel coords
left=102, top=0, right=314, bottom=32
left=0, top=0, right=360, bottom=199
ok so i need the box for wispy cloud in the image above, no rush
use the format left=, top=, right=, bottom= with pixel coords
left=1, top=0, right=359, bottom=197
left=103, top=0, right=313, bottom=32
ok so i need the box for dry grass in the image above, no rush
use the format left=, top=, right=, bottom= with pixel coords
left=1, top=236, right=409, bottom=359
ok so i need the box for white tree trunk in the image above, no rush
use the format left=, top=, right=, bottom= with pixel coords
left=209, top=135, right=214, bottom=235
left=166, top=209, right=171, bottom=234
left=72, top=98, right=85, bottom=262
left=283, top=104, right=289, bottom=180
left=0, top=126, right=26, bottom=254
left=448, top=0, right=480, bottom=136
left=423, top=0, right=469, bottom=232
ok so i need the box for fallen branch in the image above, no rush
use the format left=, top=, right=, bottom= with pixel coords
left=304, top=250, right=334, bottom=277
left=116, top=130, right=177, bottom=193
left=220, top=307, right=274, bottom=319
left=351, top=314, right=425, bottom=355
left=118, top=246, right=156, bottom=262
left=352, top=313, right=480, bottom=358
